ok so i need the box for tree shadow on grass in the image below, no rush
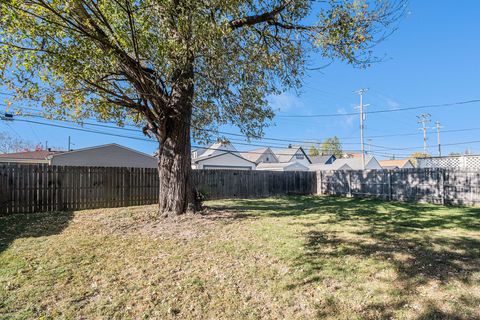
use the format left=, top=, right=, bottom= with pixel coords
left=208, top=196, right=480, bottom=318
left=207, top=196, right=480, bottom=232
left=283, top=197, right=480, bottom=318
left=0, top=211, right=74, bottom=254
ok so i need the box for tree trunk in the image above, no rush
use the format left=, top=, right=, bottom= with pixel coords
left=156, top=62, right=199, bottom=217
left=157, top=115, right=199, bottom=216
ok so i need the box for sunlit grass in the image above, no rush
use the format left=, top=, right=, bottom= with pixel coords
left=1, top=196, right=479, bottom=319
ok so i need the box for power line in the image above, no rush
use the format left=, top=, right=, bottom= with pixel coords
left=277, top=98, right=480, bottom=118
left=9, top=118, right=368, bottom=156
left=2, top=116, right=441, bottom=158
left=7, top=103, right=480, bottom=146
left=6, top=103, right=480, bottom=157
left=9, top=109, right=367, bottom=146
left=7, top=113, right=480, bottom=157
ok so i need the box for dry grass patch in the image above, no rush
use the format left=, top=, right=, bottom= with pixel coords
left=1, top=196, right=479, bottom=319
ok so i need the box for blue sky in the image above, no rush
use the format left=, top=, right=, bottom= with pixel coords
left=2, top=1, right=480, bottom=159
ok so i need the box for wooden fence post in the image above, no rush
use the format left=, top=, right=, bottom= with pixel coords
left=387, top=170, right=392, bottom=201
left=348, top=171, right=352, bottom=197
left=440, top=168, right=446, bottom=205
left=318, top=171, right=323, bottom=195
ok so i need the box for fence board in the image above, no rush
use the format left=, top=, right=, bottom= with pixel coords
left=0, top=166, right=311, bottom=213
left=4, top=165, right=480, bottom=214
left=317, top=168, right=480, bottom=206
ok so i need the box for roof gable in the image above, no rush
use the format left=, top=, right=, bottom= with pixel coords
left=240, top=147, right=279, bottom=164
left=379, top=159, right=414, bottom=168
left=193, top=151, right=256, bottom=165
left=309, top=155, right=336, bottom=164
left=50, top=143, right=154, bottom=159
left=271, top=146, right=311, bottom=163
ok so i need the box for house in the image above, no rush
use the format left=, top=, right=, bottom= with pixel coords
left=310, top=155, right=382, bottom=171
left=256, top=162, right=309, bottom=171
left=309, top=154, right=336, bottom=165
left=0, top=144, right=158, bottom=168
left=332, top=156, right=382, bottom=170
left=309, top=162, right=352, bottom=171
left=240, top=147, right=278, bottom=164
left=191, top=143, right=313, bottom=171
left=0, top=149, right=61, bottom=164
left=379, top=159, right=415, bottom=170
left=270, top=146, right=311, bottom=166
left=191, top=141, right=256, bottom=170
left=342, top=152, right=363, bottom=158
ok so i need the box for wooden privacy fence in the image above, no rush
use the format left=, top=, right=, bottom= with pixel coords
left=0, top=164, right=316, bottom=214
left=0, top=164, right=159, bottom=214
left=317, top=168, right=480, bottom=206
left=3, top=164, right=480, bottom=214
left=193, top=169, right=316, bottom=200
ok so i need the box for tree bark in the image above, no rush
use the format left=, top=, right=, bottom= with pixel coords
left=157, top=115, right=199, bottom=216
left=156, top=62, right=200, bottom=217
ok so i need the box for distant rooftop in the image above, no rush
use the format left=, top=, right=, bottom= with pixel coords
left=0, top=150, right=64, bottom=160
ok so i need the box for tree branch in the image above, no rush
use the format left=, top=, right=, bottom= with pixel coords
left=229, top=0, right=293, bottom=29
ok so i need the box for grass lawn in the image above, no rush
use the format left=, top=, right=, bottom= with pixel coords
left=1, top=196, right=479, bottom=319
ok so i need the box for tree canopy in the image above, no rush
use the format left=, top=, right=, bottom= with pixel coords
left=1, top=0, right=404, bottom=142
left=308, top=145, right=319, bottom=157
left=320, top=136, right=343, bottom=157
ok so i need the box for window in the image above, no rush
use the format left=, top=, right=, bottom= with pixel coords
left=295, top=154, right=304, bottom=160
left=266, top=157, right=269, bottom=162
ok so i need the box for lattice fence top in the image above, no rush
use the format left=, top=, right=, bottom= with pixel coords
left=418, top=155, right=480, bottom=169
left=465, top=156, right=480, bottom=169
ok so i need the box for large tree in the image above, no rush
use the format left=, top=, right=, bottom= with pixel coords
left=0, top=0, right=404, bottom=216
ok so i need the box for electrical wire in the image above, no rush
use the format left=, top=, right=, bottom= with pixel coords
left=277, top=98, right=480, bottom=118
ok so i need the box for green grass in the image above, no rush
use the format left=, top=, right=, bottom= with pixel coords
left=1, top=196, right=479, bottom=319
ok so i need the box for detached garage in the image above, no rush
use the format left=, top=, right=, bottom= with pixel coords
left=192, top=152, right=256, bottom=170
left=0, top=143, right=158, bottom=168
left=50, top=144, right=157, bottom=168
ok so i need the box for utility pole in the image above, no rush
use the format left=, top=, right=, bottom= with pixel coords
left=45, top=140, right=48, bottom=150
left=355, top=89, right=369, bottom=170
left=367, top=138, right=372, bottom=155
left=417, top=113, right=431, bottom=155
left=68, top=136, right=72, bottom=151
left=435, top=121, right=442, bottom=157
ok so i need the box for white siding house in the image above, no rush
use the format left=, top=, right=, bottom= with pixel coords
left=240, top=147, right=278, bottom=164
left=309, top=162, right=352, bottom=171
left=192, top=142, right=256, bottom=170
left=191, top=143, right=311, bottom=171
left=309, top=155, right=382, bottom=171
left=192, top=152, right=256, bottom=170
left=49, top=144, right=158, bottom=168
left=332, top=156, right=382, bottom=170
left=257, top=162, right=309, bottom=171
left=270, top=146, right=312, bottom=166
left=0, top=144, right=158, bottom=168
